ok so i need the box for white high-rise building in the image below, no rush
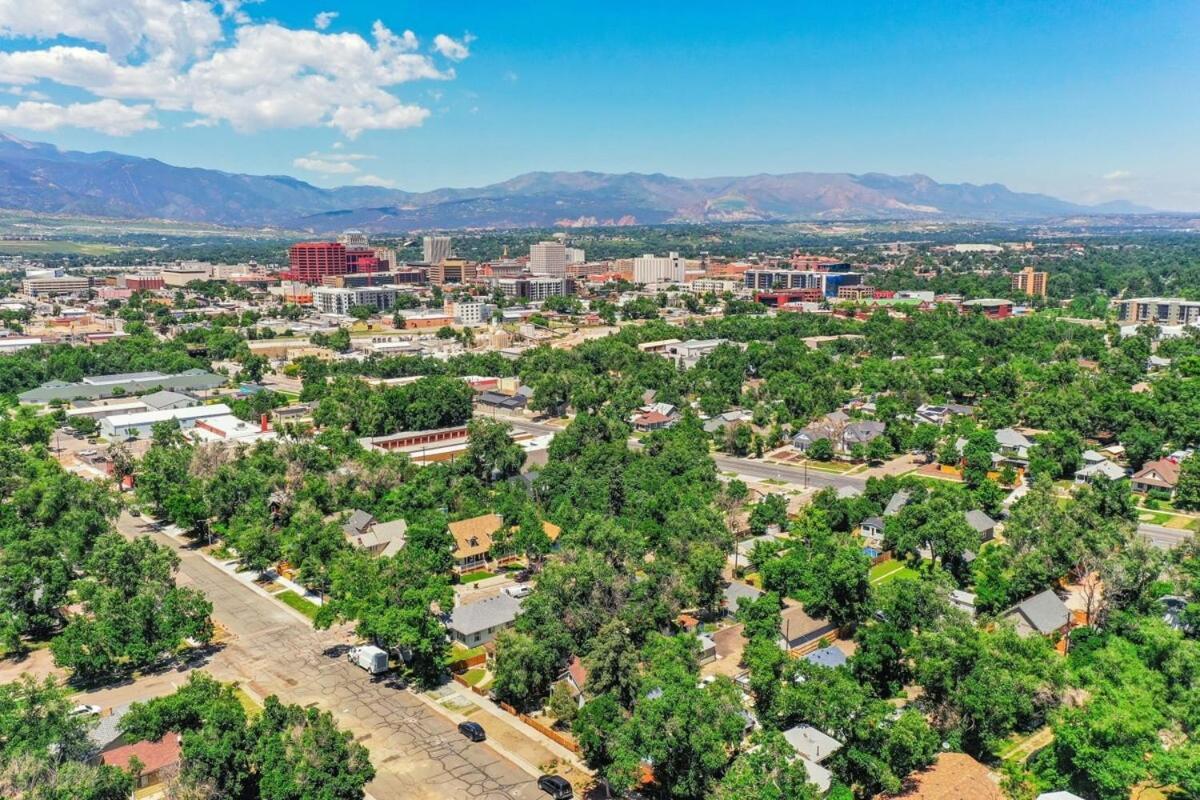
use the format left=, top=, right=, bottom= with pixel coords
left=633, top=252, right=686, bottom=285
left=423, top=236, right=452, bottom=264
left=338, top=230, right=369, bottom=249
left=529, top=241, right=567, bottom=277
left=565, top=247, right=586, bottom=265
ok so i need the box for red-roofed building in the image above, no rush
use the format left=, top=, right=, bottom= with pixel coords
left=100, top=733, right=182, bottom=789
left=633, top=410, right=676, bottom=432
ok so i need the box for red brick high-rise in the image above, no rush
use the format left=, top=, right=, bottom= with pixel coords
left=286, top=242, right=347, bottom=282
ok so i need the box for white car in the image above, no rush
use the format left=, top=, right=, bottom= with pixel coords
left=503, top=584, right=533, bottom=599
left=70, top=704, right=101, bottom=717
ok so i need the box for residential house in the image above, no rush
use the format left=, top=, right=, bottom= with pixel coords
left=792, top=411, right=848, bottom=453
left=859, top=516, right=885, bottom=553
left=449, top=513, right=502, bottom=573
left=877, top=752, right=1003, bottom=800
left=560, top=655, right=589, bottom=706
left=697, top=632, right=717, bottom=664
left=949, top=589, right=978, bottom=618
left=341, top=510, right=407, bottom=558
left=633, top=410, right=678, bottom=432
left=964, top=510, right=997, bottom=543
left=98, top=733, right=183, bottom=791
left=446, top=593, right=524, bottom=647
left=913, top=403, right=975, bottom=427
left=703, top=409, right=753, bottom=434
left=778, top=600, right=838, bottom=652
left=1131, top=457, right=1182, bottom=497
left=1074, top=459, right=1127, bottom=483
left=782, top=724, right=843, bottom=794
left=1004, top=589, right=1071, bottom=638
left=995, top=427, right=1034, bottom=464
left=883, top=490, right=912, bottom=517
left=842, top=420, right=887, bottom=451
left=723, top=580, right=763, bottom=617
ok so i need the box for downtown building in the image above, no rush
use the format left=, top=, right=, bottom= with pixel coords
left=422, top=235, right=452, bottom=264
left=1010, top=267, right=1048, bottom=298
left=492, top=276, right=575, bottom=301
left=633, top=252, right=686, bottom=285
left=529, top=241, right=568, bottom=277
left=311, top=286, right=398, bottom=316
left=743, top=267, right=863, bottom=297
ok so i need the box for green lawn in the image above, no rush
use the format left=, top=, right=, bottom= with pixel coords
left=277, top=590, right=319, bottom=620
left=1140, top=510, right=1174, bottom=526
left=458, top=570, right=496, bottom=584
left=462, top=668, right=488, bottom=687
left=869, top=560, right=918, bottom=585
left=452, top=642, right=486, bottom=660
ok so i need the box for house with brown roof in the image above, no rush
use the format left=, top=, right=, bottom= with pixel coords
left=449, top=513, right=503, bottom=573
left=99, top=733, right=183, bottom=790
left=878, top=752, right=1003, bottom=800
left=449, top=513, right=562, bottom=573
left=1131, top=457, right=1182, bottom=497
left=778, top=599, right=838, bottom=653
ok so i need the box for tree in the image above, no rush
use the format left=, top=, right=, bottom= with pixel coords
left=749, top=494, right=789, bottom=536
left=240, top=354, right=269, bottom=384
left=492, top=631, right=559, bottom=711
left=866, top=435, right=893, bottom=464
left=347, top=304, right=375, bottom=321
left=585, top=620, right=640, bottom=709
left=546, top=681, right=579, bottom=727
left=1176, top=454, right=1200, bottom=510
left=573, top=694, right=624, bottom=774
left=808, top=438, right=835, bottom=461
left=0, top=676, right=94, bottom=762
left=714, top=731, right=820, bottom=800
left=461, top=419, right=525, bottom=482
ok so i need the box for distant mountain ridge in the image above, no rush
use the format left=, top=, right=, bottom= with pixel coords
left=0, top=132, right=1155, bottom=232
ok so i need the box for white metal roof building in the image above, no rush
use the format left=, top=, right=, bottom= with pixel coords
left=100, top=403, right=232, bottom=440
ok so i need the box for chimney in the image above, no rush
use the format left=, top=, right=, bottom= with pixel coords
left=260, top=414, right=269, bottom=433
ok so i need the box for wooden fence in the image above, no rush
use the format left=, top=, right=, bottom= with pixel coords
left=498, top=701, right=581, bottom=754
left=448, top=651, right=487, bottom=674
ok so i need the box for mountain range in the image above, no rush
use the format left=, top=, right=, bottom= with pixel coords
left=0, top=133, right=1154, bottom=232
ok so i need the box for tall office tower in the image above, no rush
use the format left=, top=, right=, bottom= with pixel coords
left=423, top=235, right=452, bottom=264
left=632, top=252, right=686, bottom=284
left=529, top=241, right=567, bottom=277
left=287, top=242, right=348, bottom=282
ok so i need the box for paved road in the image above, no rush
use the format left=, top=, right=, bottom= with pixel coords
left=116, top=514, right=540, bottom=800
left=1140, top=522, right=1193, bottom=550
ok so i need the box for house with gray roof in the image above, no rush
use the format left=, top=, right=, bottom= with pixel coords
left=723, top=581, right=763, bottom=616
left=1005, top=589, right=1071, bottom=638
left=446, top=594, right=524, bottom=647
left=995, top=427, right=1034, bottom=462
left=341, top=510, right=407, bottom=558
left=883, top=490, right=912, bottom=517
left=964, top=509, right=997, bottom=542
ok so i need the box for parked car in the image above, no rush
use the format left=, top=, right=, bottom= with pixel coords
left=457, top=721, right=486, bottom=742
left=537, top=775, right=573, bottom=799
left=129, top=508, right=141, bottom=517
left=503, top=583, right=533, bottom=599
left=70, top=704, right=101, bottom=717
left=514, top=569, right=532, bottom=582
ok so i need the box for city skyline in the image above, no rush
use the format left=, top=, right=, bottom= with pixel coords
left=0, top=1, right=1197, bottom=210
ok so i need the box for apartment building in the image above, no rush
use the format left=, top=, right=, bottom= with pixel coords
left=422, top=235, right=452, bottom=264
left=1119, top=298, right=1200, bottom=325
left=311, top=286, right=398, bottom=315
left=428, top=258, right=477, bottom=286
left=1011, top=267, right=1048, bottom=298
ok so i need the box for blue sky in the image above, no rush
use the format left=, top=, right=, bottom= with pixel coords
left=0, top=1, right=1197, bottom=208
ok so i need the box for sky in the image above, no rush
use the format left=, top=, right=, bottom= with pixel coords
left=0, top=0, right=1197, bottom=209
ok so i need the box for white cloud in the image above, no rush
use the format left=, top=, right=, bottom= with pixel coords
left=313, top=11, right=337, bottom=30
left=0, top=1, right=466, bottom=137
left=1103, top=170, right=1132, bottom=181
left=0, top=98, right=157, bottom=135
left=293, top=156, right=358, bottom=174
left=352, top=173, right=398, bottom=188
left=432, top=33, right=473, bottom=61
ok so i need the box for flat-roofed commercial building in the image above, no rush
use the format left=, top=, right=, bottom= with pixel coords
left=1119, top=297, right=1200, bottom=325
left=312, top=286, right=398, bottom=315
left=100, top=403, right=232, bottom=440
left=19, top=369, right=224, bottom=404
left=22, top=275, right=91, bottom=296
